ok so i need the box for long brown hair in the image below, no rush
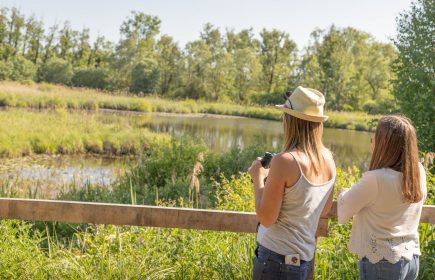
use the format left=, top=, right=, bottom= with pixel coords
left=283, top=113, right=325, bottom=175
left=369, top=115, right=422, bottom=203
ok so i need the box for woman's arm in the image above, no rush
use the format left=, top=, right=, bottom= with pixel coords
left=249, top=153, right=298, bottom=227
left=320, top=154, right=336, bottom=218
left=337, top=171, right=378, bottom=224
left=320, top=187, right=334, bottom=218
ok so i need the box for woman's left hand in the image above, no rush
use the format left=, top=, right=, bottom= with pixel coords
left=248, top=157, right=269, bottom=185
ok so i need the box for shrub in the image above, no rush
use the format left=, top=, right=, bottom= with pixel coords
left=128, top=99, right=152, bottom=112
left=0, top=56, right=36, bottom=81
left=0, top=60, right=12, bottom=80
left=248, top=92, right=283, bottom=105
left=72, top=67, right=110, bottom=89
left=9, top=56, right=37, bottom=81
left=363, top=100, right=379, bottom=114
left=129, top=59, right=160, bottom=94
left=38, top=58, right=73, bottom=85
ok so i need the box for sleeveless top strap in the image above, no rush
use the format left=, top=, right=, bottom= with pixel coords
left=288, top=151, right=303, bottom=174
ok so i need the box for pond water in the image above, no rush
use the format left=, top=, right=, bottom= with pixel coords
left=139, top=112, right=373, bottom=169
left=0, top=112, right=372, bottom=195
left=0, top=155, right=129, bottom=198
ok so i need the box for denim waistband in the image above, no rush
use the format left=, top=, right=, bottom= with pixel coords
left=256, top=243, right=309, bottom=264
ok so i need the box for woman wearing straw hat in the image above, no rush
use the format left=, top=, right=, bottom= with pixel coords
left=248, top=86, right=336, bottom=279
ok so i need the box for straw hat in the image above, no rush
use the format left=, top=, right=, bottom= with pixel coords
left=275, top=86, right=328, bottom=122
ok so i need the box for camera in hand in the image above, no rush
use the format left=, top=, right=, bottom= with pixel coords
left=260, top=152, right=274, bottom=184
left=260, top=152, right=274, bottom=169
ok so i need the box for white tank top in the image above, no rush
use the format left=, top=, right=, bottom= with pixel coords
left=257, top=152, right=335, bottom=261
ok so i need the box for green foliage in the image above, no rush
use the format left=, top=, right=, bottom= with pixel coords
left=0, top=6, right=403, bottom=115
left=392, top=0, right=434, bottom=151
left=248, top=91, right=283, bottom=105
left=215, top=173, right=255, bottom=212
left=71, top=67, right=110, bottom=89
left=114, top=137, right=208, bottom=205
left=156, top=35, right=183, bottom=96
left=0, top=220, right=50, bottom=279
left=203, top=145, right=267, bottom=180
left=419, top=223, right=435, bottom=280
left=0, top=56, right=36, bottom=81
left=259, top=29, right=298, bottom=94
left=298, top=27, right=397, bottom=113
left=129, top=59, right=160, bottom=94
left=38, top=57, right=73, bottom=85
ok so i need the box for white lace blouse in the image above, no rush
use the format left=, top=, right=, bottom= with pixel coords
left=338, top=164, right=427, bottom=264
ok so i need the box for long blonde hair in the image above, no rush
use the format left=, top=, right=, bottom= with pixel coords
left=369, top=115, right=422, bottom=203
left=282, top=114, right=325, bottom=175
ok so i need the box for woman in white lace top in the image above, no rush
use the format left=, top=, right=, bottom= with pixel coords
left=338, top=115, right=427, bottom=280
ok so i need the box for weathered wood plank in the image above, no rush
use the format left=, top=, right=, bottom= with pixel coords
left=420, top=205, right=435, bottom=224
left=0, top=199, right=433, bottom=236
left=316, top=219, right=329, bottom=237
left=0, top=198, right=258, bottom=233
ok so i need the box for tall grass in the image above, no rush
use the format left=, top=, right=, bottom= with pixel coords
left=0, top=81, right=152, bottom=112
left=0, top=81, right=379, bottom=131
left=0, top=108, right=168, bottom=157
left=0, top=166, right=433, bottom=279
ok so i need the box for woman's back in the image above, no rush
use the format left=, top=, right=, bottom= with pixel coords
left=289, top=149, right=335, bottom=185
left=339, top=164, right=427, bottom=263
left=257, top=149, right=335, bottom=261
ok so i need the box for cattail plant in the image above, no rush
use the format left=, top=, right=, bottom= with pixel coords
left=189, top=152, right=204, bottom=208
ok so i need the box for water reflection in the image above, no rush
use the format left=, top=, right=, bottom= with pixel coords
left=0, top=155, right=128, bottom=196
left=140, top=113, right=372, bottom=169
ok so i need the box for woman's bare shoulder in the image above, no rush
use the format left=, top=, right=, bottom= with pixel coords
left=322, top=148, right=335, bottom=166
left=272, top=151, right=296, bottom=164
left=270, top=152, right=300, bottom=178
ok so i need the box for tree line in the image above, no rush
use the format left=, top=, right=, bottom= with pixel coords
left=0, top=7, right=399, bottom=113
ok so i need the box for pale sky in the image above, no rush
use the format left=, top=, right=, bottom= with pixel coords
left=0, top=0, right=413, bottom=49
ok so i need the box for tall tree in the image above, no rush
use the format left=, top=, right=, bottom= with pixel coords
left=58, top=21, right=77, bottom=62
left=6, top=8, right=25, bottom=57
left=299, top=26, right=397, bottom=111
left=114, top=11, right=161, bottom=90
left=259, top=29, right=297, bottom=94
left=23, top=16, right=44, bottom=63
left=0, top=8, right=10, bottom=59
left=392, top=0, right=434, bottom=151
left=225, top=29, right=261, bottom=101
left=184, top=39, right=212, bottom=99
left=156, top=35, right=182, bottom=96
left=88, top=36, right=112, bottom=68
left=362, top=43, right=396, bottom=100
left=199, top=23, right=234, bottom=100
left=42, top=23, right=59, bottom=63
left=74, top=28, right=91, bottom=67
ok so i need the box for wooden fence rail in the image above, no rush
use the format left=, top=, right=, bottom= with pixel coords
left=0, top=198, right=434, bottom=237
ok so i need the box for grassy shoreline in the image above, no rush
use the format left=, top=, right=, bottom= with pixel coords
left=0, top=108, right=168, bottom=157
left=0, top=81, right=379, bottom=132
